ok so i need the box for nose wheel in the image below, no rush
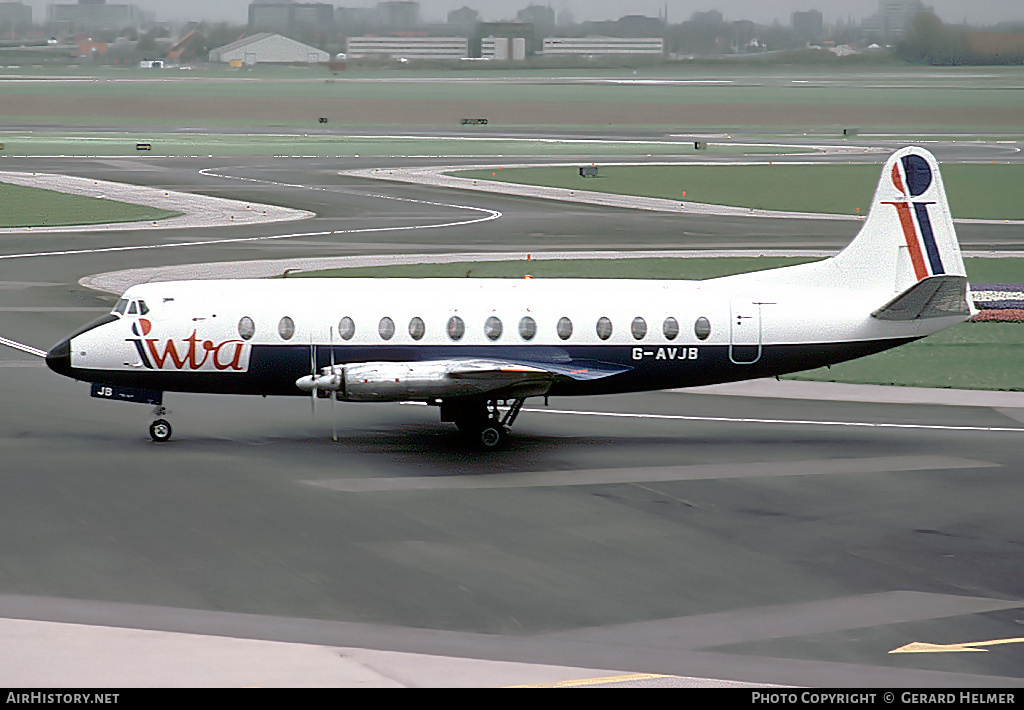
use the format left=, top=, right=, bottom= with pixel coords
left=149, top=406, right=172, bottom=442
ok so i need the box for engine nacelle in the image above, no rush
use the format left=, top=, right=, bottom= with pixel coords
left=342, top=361, right=461, bottom=401
left=296, top=360, right=551, bottom=402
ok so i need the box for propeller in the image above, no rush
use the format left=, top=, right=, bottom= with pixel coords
left=309, top=336, right=317, bottom=417
left=295, top=328, right=344, bottom=441
left=294, top=329, right=341, bottom=441
left=295, top=334, right=319, bottom=413
left=329, top=327, right=338, bottom=442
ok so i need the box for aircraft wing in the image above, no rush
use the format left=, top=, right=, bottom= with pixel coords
left=447, top=357, right=633, bottom=382
left=298, top=356, right=633, bottom=401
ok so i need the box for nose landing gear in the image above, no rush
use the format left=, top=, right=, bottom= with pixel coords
left=149, top=406, right=172, bottom=442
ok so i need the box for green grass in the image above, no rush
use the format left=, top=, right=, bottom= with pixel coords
left=287, top=256, right=821, bottom=281
left=291, top=256, right=1024, bottom=392
left=0, top=131, right=810, bottom=158
left=290, top=256, right=1024, bottom=284
left=452, top=163, right=1024, bottom=220
left=0, top=182, right=182, bottom=227
left=786, top=322, right=1024, bottom=390
left=2, top=65, right=1022, bottom=131
left=1, top=67, right=1021, bottom=109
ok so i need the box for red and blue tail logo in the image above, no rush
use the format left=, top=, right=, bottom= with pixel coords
left=883, top=154, right=944, bottom=281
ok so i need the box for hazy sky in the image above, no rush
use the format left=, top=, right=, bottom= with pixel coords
left=23, top=1, right=1024, bottom=27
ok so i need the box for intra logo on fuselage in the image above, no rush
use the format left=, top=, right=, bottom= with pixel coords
left=126, top=318, right=250, bottom=372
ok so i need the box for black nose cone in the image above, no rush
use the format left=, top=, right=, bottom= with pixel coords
left=46, top=338, right=72, bottom=377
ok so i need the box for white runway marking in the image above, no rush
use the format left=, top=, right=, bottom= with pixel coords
left=306, top=456, right=999, bottom=493
left=0, top=336, right=46, bottom=358
left=0, top=166, right=500, bottom=261
left=0, top=204, right=500, bottom=261
left=530, top=406, right=1024, bottom=434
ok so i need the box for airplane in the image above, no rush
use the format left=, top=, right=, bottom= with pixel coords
left=46, top=146, right=975, bottom=450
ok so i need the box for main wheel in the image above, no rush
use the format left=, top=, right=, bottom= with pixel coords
left=477, top=423, right=506, bottom=450
left=149, top=419, right=172, bottom=442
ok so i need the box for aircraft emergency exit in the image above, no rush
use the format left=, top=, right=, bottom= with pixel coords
left=46, top=147, right=975, bottom=449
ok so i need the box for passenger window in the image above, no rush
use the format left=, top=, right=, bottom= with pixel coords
left=596, top=316, right=613, bottom=341
left=378, top=317, right=395, bottom=341
left=556, top=317, right=573, bottom=340
left=447, top=315, right=465, bottom=341
left=695, top=317, right=711, bottom=341
left=278, top=316, right=295, bottom=340
left=631, top=317, right=647, bottom=340
left=484, top=316, right=502, bottom=341
left=663, top=317, right=679, bottom=340
left=338, top=317, right=355, bottom=340
left=238, top=316, right=255, bottom=340
left=518, top=316, right=536, bottom=341
left=409, top=317, right=425, bottom=340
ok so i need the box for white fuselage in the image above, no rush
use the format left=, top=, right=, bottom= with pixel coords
left=55, top=275, right=960, bottom=399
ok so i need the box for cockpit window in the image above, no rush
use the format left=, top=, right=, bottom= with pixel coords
left=138, top=300, right=149, bottom=316
left=127, top=301, right=138, bottom=315
left=113, top=298, right=128, bottom=316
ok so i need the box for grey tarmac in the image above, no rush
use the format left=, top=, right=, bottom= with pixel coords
left=2, top=138, right=1024, bottom=687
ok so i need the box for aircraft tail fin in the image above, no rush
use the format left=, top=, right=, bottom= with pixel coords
left=833, top=146, right=968, bottom=295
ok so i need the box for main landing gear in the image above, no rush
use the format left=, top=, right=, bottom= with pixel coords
left=442, top=397, right=526, bottom=450
left=149, top=406, right=172, bottom=442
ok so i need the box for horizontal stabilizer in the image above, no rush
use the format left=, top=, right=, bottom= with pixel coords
left=872, top=275, right=972, bottom=321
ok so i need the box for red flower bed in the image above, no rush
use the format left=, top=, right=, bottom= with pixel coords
left=970, top=309, right=1024, bottom=323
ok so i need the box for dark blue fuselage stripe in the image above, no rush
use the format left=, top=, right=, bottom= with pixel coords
left=913, top=202, right=944, bottom=275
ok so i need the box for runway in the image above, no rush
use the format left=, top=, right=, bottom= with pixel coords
left=3, top=139, right=1024, bottom=687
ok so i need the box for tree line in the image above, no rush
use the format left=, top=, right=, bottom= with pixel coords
left=898, top=12, right=1024, bottom=65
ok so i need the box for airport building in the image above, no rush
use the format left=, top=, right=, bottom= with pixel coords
left=541, top=37, right=665, bottom=56
left=208, top=33, right=329, bottom=65
left=862, top=0, right=933, bottom=41
left=248, top=3, right=335, bottom=34
left=0, top=2, right=31, bottom=37
left=345, top=36, right=468, bottom=61
left=481, top=36, right=526, bottom=61
left=47, top=0, right=148, bottom=32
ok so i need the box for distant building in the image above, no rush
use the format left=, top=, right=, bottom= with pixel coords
left=447, top=6, right=478, bottom=29
left=346, top=36, right=468, bottom=61
left=47, top=0, right=147, bottom=33
left=542, top=37, right=665, bottom=56
left=691, top=10, right=724, bottom=25
left=249, top=3, right=335, bottom=34
left=377, top=1, right=418, bottom=29
left=474, top=21, right=535, bottom=56
left=209, top=33, right=329, bottom=64
left=0, top=2, right=31, bottom=37
left=863, top=0, right=932, bottom=41
left=516, top=5, right=555, bottom=30
left=585, top=15, right=665, bottom=38
left=792, top=9, right=823, bottom=41
left=482, top=36, right=526, bottom=61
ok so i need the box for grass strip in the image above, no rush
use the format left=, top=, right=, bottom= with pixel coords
left=0, top=131, right=809, bottom=158
left=0, top=181, right=182, bottom=227
left=452, top=163, right=1024, bottom=220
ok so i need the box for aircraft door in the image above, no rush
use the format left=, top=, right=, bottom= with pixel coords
left=729, top=299, right=762, bottom=364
